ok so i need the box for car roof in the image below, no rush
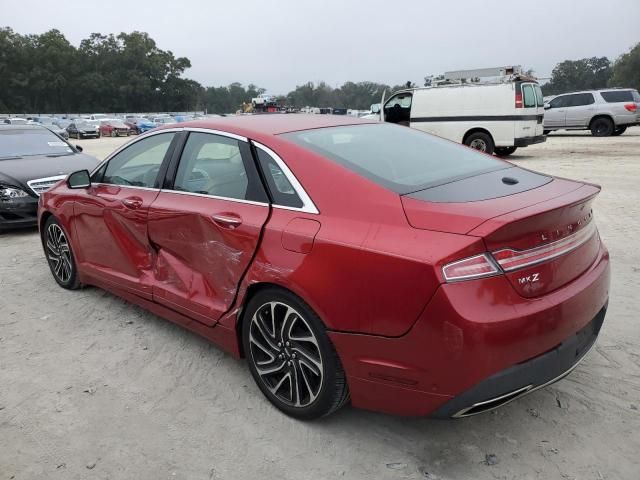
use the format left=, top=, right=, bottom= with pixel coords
left=167, top=114, right=377, bottom=139
left=554, top=88, right=637, bottom=96
left=0, top=124, right=49, bottom=131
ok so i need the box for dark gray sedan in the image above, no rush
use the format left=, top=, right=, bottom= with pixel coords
left=0, top=125, right=99, bottom=230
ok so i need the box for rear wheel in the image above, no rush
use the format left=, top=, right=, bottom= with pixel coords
left=43, top=216, right=80, bottom=290
left=242, top=288, right=349, bottom=420
left=590, top=117, right=614, bottom=137
left=543, top=130, right=550, bottom=135
left=612, top=126, right=627, bottom=136
left=494, top=146, right=517, bottom=157
left=464, top=132, right=495, bottom=155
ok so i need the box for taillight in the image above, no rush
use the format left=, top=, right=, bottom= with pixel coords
left=491, top=221, right=597, bottom=272
left=624, top=103, right=637, bottom=112
left=442, top=254, right=499, bottom=282
left=515, top=92, right=523, bottom=108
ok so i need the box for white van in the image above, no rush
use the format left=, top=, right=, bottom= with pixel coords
left=380, top=74, right=546, bottom=156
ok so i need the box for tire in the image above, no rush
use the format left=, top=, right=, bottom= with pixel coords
left=111, top=130, right=116, bottom=137
left=242, top=287, right=349, bottom=420
left=42, top=216, right=81, bottom=290
left=464, top=131, right=495, bottom=155
left=495, top=146, right=517, bottom=157
left=543, top=130, right=550, bottom=135
left=612, top=126, right=627, bottom=136
left=590, top=117, right=614, bottom=137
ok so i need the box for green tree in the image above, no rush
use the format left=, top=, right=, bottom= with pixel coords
left=609, top=42, right=640, bottom=91
left=542, top=57, right=612, bottom=95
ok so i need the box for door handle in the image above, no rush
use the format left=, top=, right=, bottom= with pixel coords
left=121, top=197, right=143, bottom=210
left=212, top=213, right=242, bottom=228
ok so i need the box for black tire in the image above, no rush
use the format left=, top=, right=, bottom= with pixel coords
left=242, top=287, right=349, bottom=420
left=42, top=216, right=81, bottom=290
left=464, top=131, right=495, bottom=155
left=590, top=117, right=614, bottom=137
left=543, top=130, right=551, bottom=135
left=612, top=126, right=627, bottom=136
left=495, top=146, right=517, bottom=157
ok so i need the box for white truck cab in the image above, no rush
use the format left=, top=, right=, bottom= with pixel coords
left=380, top=67, right=546, bottom=156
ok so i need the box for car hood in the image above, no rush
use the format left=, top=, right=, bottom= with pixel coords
left=0, top=153, right=100, bottom=191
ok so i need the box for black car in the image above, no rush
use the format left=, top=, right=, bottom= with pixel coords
left=67, top=121, right=101, bottom=139
left=0, top=125, right=99, bottom=230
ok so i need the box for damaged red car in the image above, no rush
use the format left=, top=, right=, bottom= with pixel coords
left=38, top=116, right=610, bottom=419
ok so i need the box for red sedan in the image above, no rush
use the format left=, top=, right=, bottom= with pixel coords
left=99, top=120, right=131, bottom=137
left=38, top=116, right=610, bottom=419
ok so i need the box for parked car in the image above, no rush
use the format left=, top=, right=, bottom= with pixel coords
left=152, top=116, right=178, bottom=125
left=31, top=117, right=69, bottom=140
left=379, top=79, right=545, bottom=156
left=174, top=115, right=194, bottom=123
left=54, top=118, right=72, bottom=130
left=0, top=124, right=99, bottom=230
left=67, top=121, right=101, bottom=139
left=3, top=117, right=29, bottom=125
left=39, top=116, right=609, bottom=420
left=124, top=118, right=157, bottom=134
left=543, top=88, right=640, bottom=136
left=99, top=120, right=131, bottom=137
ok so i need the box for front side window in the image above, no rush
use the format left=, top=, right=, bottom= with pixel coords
left=384, top=93, right=412, bottom=124
left=523, top=85, right=536, bottom=108
left=173, top=132, right=250, bottom=200
left=102, top=132, right=176, bottom=187
left=282, top=123, right=506, bottom=194
left=549, top=95, right=569, bottom=108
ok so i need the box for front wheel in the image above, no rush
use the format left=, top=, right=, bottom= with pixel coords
left=464, top=132, right=495, bottom=155
left=612, top=126, right=627, bottom=136
left=242, top=288, right=349, bottom=420
left=43, top=216, right=80, bottom=290
left=494, top=146, right=517, bottom=157
left=590, top=117, right=614, bottom=137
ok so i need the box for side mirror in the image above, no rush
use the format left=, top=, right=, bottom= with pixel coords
left=75, top=145, right=83, bottom=152
left=67, top=170, right=91, bottom=189
left=371, top=104, right=381, bottom=114
left=544, top=104, right=551, bottom=110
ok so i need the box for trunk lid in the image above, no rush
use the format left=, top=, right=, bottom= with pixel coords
left=401, top=167, right=601, bottom=297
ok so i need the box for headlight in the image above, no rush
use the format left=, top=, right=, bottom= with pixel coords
left=0, top=185, right=30, bottom=201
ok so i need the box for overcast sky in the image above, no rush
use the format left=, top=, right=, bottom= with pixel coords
left=3, top=0, right=639, bottom=93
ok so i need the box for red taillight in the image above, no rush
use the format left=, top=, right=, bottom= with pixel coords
left=515, top=92, right=523, bottom=108
left=442, top=254, right=499, bottom=282
left=624, top=103, right=637, bottom=112
left=491, top=221, right=597, bottom=272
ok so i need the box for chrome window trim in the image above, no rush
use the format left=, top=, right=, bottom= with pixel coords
left=158, top=188, right=269, bottom=207
left=184, top=127, right=248, bottom=142
left=92, top=182, right=160, bottom=192
left=252, top=141, right=319, bottom=215
left=27, top=174, right=68, bottom=196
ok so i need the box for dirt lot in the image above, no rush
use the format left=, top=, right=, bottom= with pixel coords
left=1, top=128, right=639, bottom=480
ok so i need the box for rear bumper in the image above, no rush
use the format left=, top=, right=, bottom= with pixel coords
left=329, top=243, right=610, bottom=417
left=514, top=135, right=547, bottom=147
left=0, top=196, right=39, bottom=229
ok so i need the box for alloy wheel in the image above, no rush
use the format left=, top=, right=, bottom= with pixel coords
left=46, top=223, right=73, bottom=283
left=248, top=301, right=324, bottom=408
left=469, top=138, right=487, bottom=151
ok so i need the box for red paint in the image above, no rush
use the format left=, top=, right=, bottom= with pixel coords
left=38, top=116, right=610, bottom=416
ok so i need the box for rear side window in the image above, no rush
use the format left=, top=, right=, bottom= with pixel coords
left=522, top=85, right=536, bottom=108
left=282, top=123, right=506, bottom=194
left=600, top=90, right=635, bottom=103
left=567, top=93, right=595, bottom=107
left=255, top=147, right=303, bottom=208
left=533, top=84, right=544, bottom=107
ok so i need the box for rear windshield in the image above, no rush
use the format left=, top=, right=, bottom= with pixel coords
left=0, top=128, right=74, bottom=158
left=281, top=124, right=507, bottom=194
left=600, top=90, right=638, bottom=103
left=533, top=84, right=544, bottom=107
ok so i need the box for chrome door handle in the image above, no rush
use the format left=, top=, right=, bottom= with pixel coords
left=212, top=213, right=242, bottom=228
left=121, top=197, right=143, bottom=209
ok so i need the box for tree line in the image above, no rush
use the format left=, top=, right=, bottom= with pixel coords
left=1, top=27, right=638, bottom=114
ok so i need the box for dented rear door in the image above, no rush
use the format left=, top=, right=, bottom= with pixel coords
left=147, top=131, right=269, bottom=326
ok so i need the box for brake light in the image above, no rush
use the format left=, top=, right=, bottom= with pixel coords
left=515, top=92, right=523, bottom=108
left=442, top=254, right=499, bottom=282
left=624, top=103, right=637, bottom=112
left=491, top=221, right=597, bottom=272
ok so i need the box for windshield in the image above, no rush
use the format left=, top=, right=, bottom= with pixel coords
left=281, top=124, right=507, bottom=194
left=0, top=128, right=74, bottom=158
left=76, top=122, right=94, bottom=129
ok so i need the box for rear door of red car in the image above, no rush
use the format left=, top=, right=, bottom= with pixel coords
left=73, top=130, right=181, bottom=298
left=147, top=130, right=270, bottom=326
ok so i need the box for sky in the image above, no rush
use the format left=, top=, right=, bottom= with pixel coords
left=2, top=0, right=639, bottom=94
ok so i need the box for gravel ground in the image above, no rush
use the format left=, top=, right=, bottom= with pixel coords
left=1, top=128, right=639, bottom=480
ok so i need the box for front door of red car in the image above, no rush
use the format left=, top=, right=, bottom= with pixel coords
left=148, top=131, right=270, bottom=326
left=73, top=131, right=179, bottom=298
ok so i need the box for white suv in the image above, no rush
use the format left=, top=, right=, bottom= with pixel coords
left=543, top=88, right=640, bottom=136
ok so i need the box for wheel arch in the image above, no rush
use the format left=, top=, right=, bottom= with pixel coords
left=589, top=114, right=615, bottom=129
left=462, top=127, right=494, bottom=144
